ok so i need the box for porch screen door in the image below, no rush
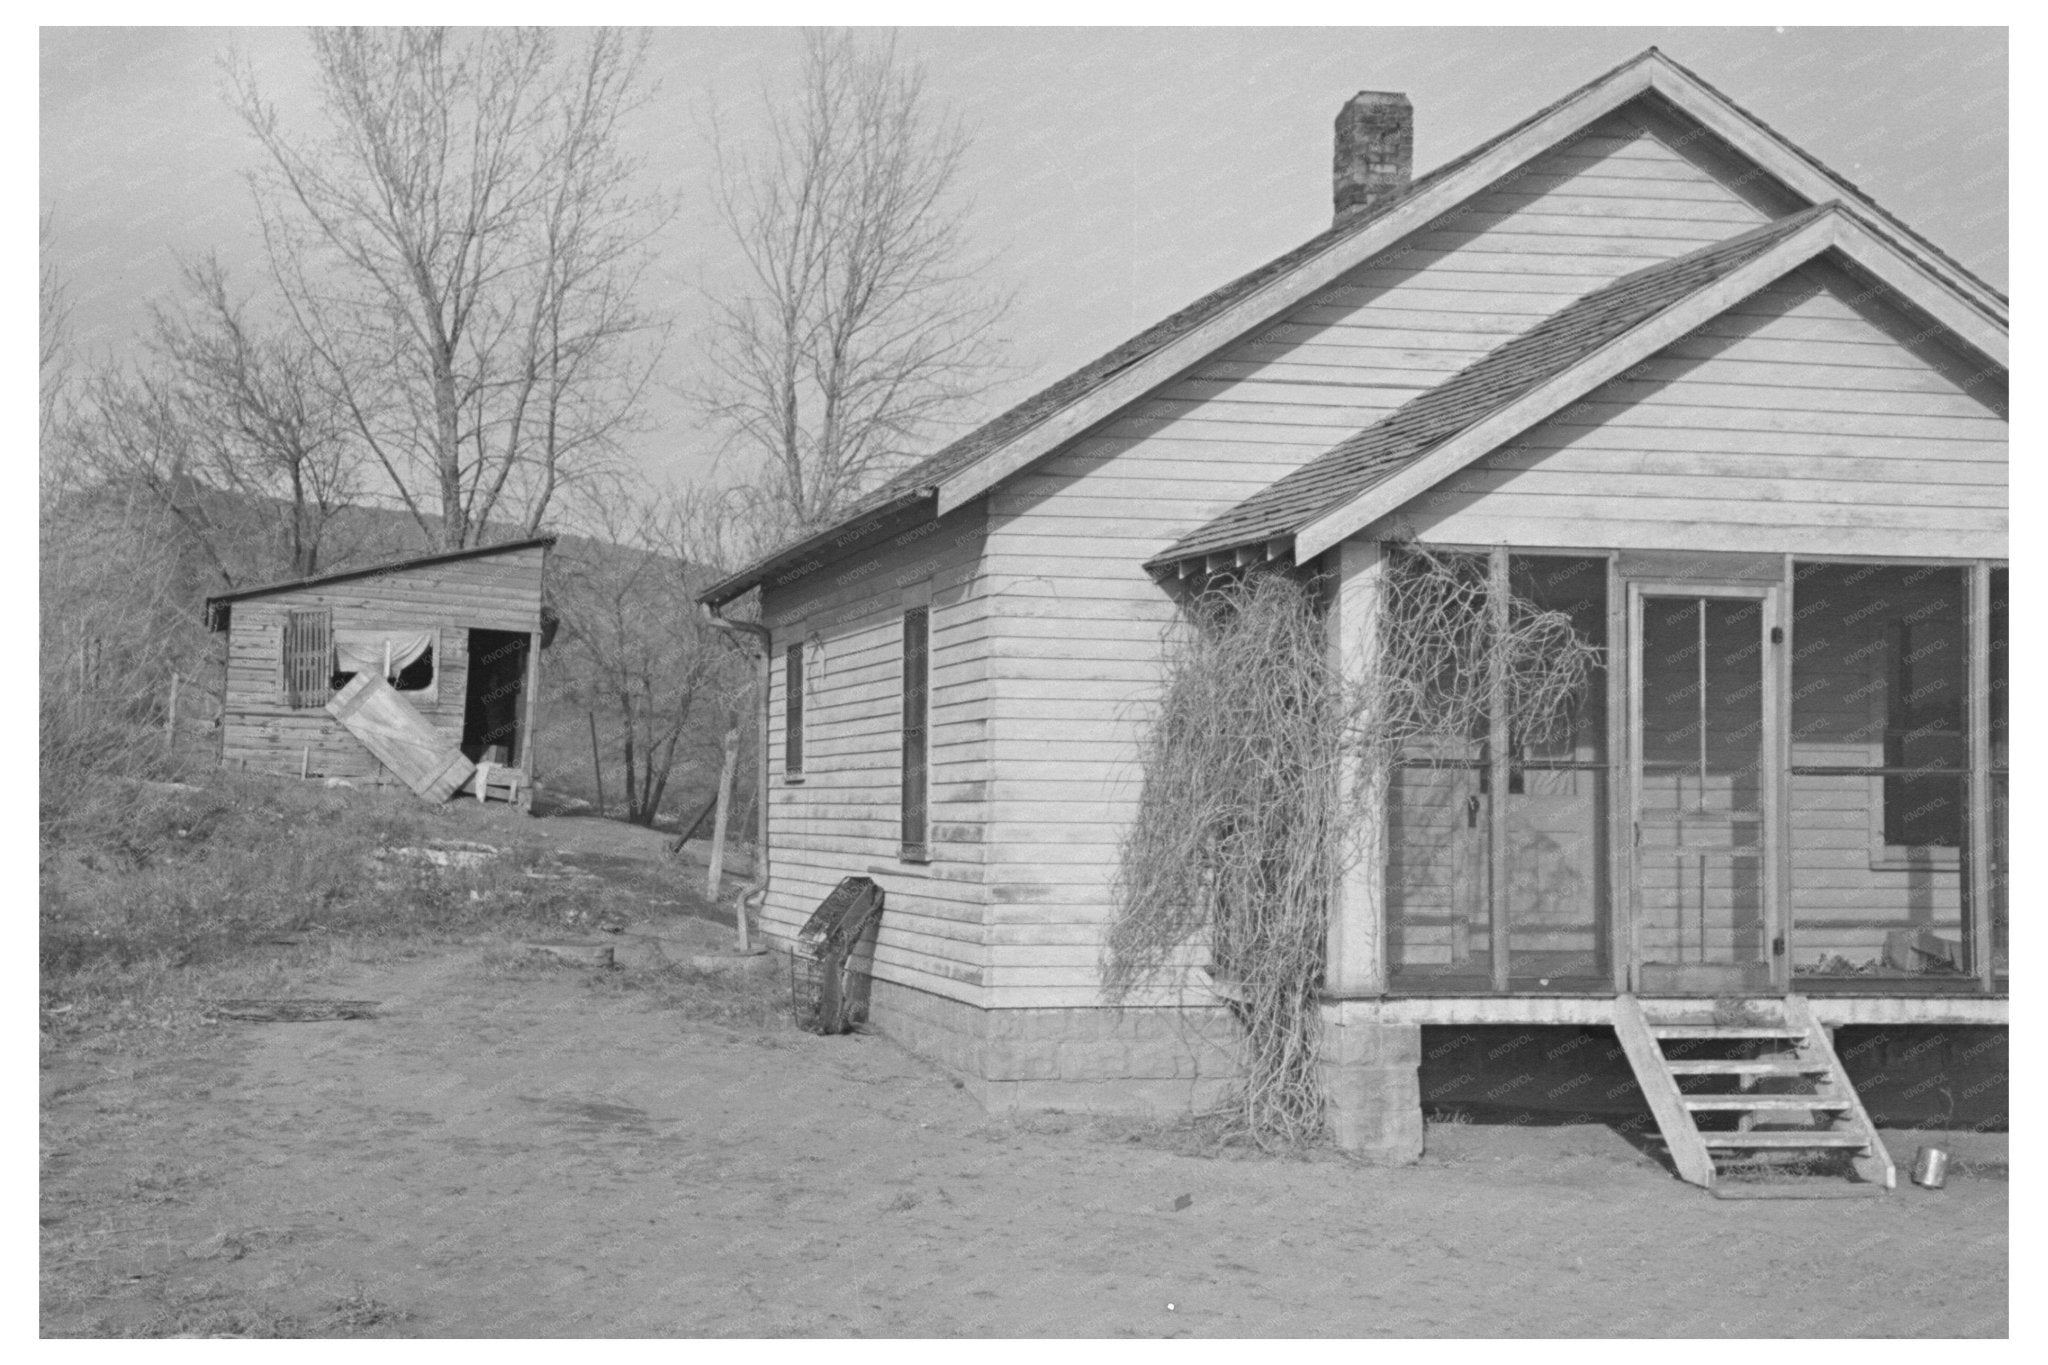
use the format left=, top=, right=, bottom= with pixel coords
left=1630, top=585, right=1779, bottom=993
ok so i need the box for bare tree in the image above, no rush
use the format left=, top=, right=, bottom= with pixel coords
left=233, top=27, right=669, bottom=551
left=551, top=479, right=756, bottom=827
left=41, top=210, right=73, bottom=466
left=69, top=360, right=261, bottom=594
left=148, top=258, right=361, bottom=578
left=700, top=29, right=1007, bottom=539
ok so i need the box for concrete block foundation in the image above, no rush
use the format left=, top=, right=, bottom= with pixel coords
left=854, top=975, right=1427, bottom=1164
left=863, top=975, right=1242, bottom=1114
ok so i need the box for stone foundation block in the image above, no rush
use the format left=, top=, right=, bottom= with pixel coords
left=1319, top=1004, right=1423, bottom=1163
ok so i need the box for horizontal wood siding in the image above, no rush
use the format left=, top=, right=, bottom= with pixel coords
left=1388, top=263, right=2008, bottom=557
left=973, top=98, right=1795, bottom=1009
left=220, top=545, right=547, bottom=786
left=760, top=506, right=990, bottom=1007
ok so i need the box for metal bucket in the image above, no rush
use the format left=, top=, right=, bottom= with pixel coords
left=1912, top=1145, right=1951, bottom=1189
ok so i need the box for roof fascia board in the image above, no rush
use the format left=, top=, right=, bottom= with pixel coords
left=930, top=63, right=1662, bottom=519
left=1640, top=60, right=2007, bottom=323
left=1294, top=216, right=1842, bottom=561
left=204, top=535, right=556, bottom=611
left=1827, top=215, right=2008, bottom=368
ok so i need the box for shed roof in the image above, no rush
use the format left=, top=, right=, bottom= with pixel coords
left=1146, top=207, right=1833, bottom=568
left=203, top=536, right=556, bottom=632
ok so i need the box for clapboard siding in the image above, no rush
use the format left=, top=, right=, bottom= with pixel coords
left=972, top=104, right=1792, bottom=1002
left=218, top=544, right=547, bottom=788
left=1391, top=264, right=2008, bottom=556
left=952, top=97, right=2001, bottom=1007
left=759, top=504, right=992, bottom=1006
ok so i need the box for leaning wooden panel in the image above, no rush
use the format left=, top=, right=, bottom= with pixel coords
left=326, top=672, right=475, bottom=802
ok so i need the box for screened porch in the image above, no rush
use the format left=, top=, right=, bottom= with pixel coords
left=1381, top=547, right=2007, bottom=997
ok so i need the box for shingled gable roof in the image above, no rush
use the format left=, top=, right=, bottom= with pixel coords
left=700, top=48, right=2006, bottom=609
left=1145, top=208, right=1834, bottom=570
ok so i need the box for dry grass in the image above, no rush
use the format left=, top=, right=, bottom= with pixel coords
left=39, top=766, right=619, bottom=1053
left=478, top=942, right=790, bottom=1032
left=40, top=764, right=757, bottom=1338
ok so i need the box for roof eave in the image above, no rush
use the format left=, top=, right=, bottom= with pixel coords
left=201, top=535, right=558, bottom=628
left=697, top=489, right=937, bottom=611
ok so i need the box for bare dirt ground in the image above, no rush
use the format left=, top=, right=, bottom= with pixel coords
left=41, top=816, right=2007, bottom=1338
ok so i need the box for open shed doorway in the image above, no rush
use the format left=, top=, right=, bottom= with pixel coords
left=463, top=629, right=530, bottom=765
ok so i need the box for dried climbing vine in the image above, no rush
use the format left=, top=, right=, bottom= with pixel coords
left=1108, top=548, right=1600, bottom=1148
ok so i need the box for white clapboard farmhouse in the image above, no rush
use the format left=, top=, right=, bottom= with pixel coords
left=700, top=49, right=2006, bottom=1181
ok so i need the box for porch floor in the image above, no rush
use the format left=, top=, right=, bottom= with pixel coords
left=1340, top=993, right=2007, bottom=1027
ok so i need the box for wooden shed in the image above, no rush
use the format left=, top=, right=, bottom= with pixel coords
left=699, top=50, right=2005, bottom=1183
left=205, top=537, right=553, bottom=802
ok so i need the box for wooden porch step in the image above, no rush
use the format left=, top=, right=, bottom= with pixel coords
left=1709, top=1182, right=1886, bottom=1201
left=1683, top=1096, right=1852, bottom=1113
left=1666, top=1058, right=1830, bottom=1077
left=1701, top=1131, right=1872, bottom=1150
left=1615, top=994, right=1895, bottom=1193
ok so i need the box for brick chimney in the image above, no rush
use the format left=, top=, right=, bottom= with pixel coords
left=1333, top=91, right=1413, bottom=223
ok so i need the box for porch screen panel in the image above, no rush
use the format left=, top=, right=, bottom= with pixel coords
left=1386, top=550, right=1494, bottom=988
left=1637, top=594, right=1768, bottom=988
left=1386, top=760, right=1493, bottom=986
left=1504, top=556, right=1609, bottom=986
left=1990, top=568, right=2007, bottom=975
left=1788, top=564, right=1969, bottom=984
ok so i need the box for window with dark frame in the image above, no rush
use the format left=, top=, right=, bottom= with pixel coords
left=900, top=608, right=930, bottom=860
left=784, top=643, right=804, bottom=778
left=283, top=608, right=333, bottom=709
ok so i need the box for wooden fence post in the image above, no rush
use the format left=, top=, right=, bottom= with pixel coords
left=708, top=728, right=743, bottom=951
left=587, top=710, right=606, bottom=817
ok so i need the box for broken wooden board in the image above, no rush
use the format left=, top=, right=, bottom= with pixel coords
left=520, top=940, right=616, bottom=969
left=206, top=999, right=380, bottom=1023
left=326, top=672, right=474, bottom=802
left=1709, top=1182, right=1885, bottom=1200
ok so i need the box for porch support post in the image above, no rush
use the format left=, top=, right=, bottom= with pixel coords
left=1487, top=545, right=1511, bottom=992
left=1326, top=538, right=1387, bottom=997
left=1320, top=1000, right=1424, bottom=1161
left=1967, top=560, right=1993, bottom=990
left=1319, top=539, right=1421, bottom=1162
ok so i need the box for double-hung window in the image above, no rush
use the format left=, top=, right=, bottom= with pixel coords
left=900, top=608, right=930, bottom=861
left=784, top=643, right=804, bottom=780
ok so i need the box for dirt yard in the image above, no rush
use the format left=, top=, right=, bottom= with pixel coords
left=40, top=814, right=2007, bottom=1338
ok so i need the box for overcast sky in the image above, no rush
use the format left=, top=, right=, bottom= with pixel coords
left=40, top=26, right=2008, bottom=497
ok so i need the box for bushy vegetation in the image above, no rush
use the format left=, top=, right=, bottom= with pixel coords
left=38, top=768, right=605, bottom=1041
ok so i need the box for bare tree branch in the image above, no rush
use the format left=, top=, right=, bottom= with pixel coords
left=231, top=27, right=671, bottom=550
left=697, top=28, right=1008, bottom=541
left=146, top=257, right=364, bottom=577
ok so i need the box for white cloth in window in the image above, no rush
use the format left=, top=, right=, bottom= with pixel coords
left=333, top=629, right=433, bottom=679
